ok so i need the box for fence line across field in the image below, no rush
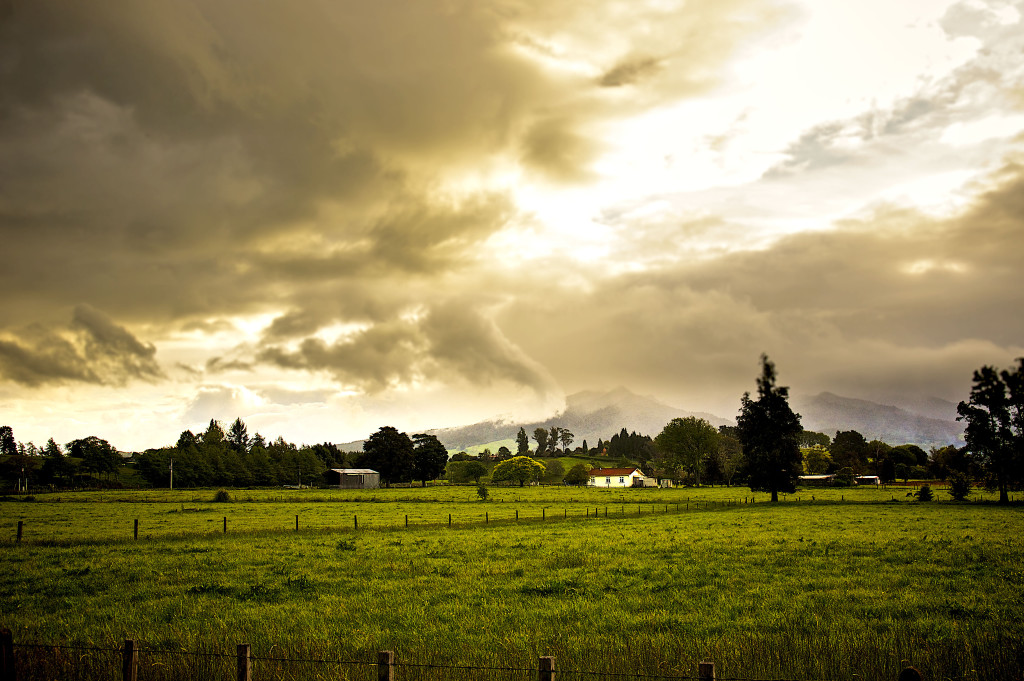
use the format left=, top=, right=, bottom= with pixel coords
left=0, top=632, right=925, bottom=681
left=9, top=487, right=1013, bottom=545
left=8, top=495, right=874, bottom=545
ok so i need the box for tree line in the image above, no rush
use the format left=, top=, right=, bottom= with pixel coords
left=3, top=356, right=1020, bottom=499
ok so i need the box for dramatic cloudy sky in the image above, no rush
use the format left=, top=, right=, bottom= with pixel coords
left=2, top=0, right=1023, bottom=450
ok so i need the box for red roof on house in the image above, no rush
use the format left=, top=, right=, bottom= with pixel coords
left=588, top=467, right=642, bottom=476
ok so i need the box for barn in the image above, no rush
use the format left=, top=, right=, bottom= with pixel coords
left=325, top=468, right=380, bottom=489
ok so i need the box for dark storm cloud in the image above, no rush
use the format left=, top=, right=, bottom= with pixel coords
left=255, top=301, right=556, bottom=395
left=0, top=306, right=163, bottom=387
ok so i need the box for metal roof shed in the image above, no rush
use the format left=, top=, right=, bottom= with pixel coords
left=326, top=468, right=380, bottom=489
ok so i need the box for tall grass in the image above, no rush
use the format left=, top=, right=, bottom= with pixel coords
left=2, top=497, right=1022, bottom=680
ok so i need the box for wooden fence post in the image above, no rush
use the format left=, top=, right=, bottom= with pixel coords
left=698, top=661, right=715, bottom=680
left=1, top=628, right=14, bottom=681
left=223, top=517, right=227, bottom=534
left=16, top=521, right=22, bottom=543
left=354, top=515, right=358, bottom=530
left=485, top=512, right=488, bottom=524
left=405, top=515, right=409, bottom=528
left=516, top=509, right=519, bottom=521
left=539, top=656, right=555, bottom=681
left=122, top=639, right=137, bottom=681
left=542, top=509, right=545, bottom=521
left=295, top=515, right=299, bottom=532
left=134, top=519, right=139, bottom=541
left=448, top=513, right=452, bottom=527
left=378, top=650, right=394, bottom=681
left=237, top=643, right=251, bottom=681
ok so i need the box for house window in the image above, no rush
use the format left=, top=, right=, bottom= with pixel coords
left=606, top=477, right=611, bottom=484
left=619, top=477, right=624, bottom=483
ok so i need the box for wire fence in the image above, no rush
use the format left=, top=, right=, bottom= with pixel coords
left=1, top=632, right=925, bottom=681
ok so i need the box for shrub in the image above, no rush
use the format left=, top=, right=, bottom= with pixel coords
left=915, top=484, right=934, bottom=502
left=212, top=489, right=233, bottom=503
left=947, top=471, right=972, bottom=501
left=477, top=485, right=489, bottom=501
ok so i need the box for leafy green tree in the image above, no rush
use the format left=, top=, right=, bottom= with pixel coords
left=736, top=354, right=803, bottom=502
left=549, top=426, right=560, bottom=455
left=491, top=456, right=545, bottom=487
left=929, top=445, right=973, bottom=479
left=360, top=426, right=415, bottom=487
left=516, top=428, right=530, bottom=456
left=957, top=359, right=1024, bottom=504
left=532, top=428, right=549, bottom=457
left=564, top=462, right=590, bottom=486
left=496, top=446, right=512, bottom=461
left=68, top=436, right=122, bottom=480
left=446, top=460, right=488, bottom=483
left=802, top=445, right=832, bottom=475
left=412, top=433, right=449, bottom=486
left=831, top=430, right=868, bottom=473
left=655, top=417, right=720, bottom=485
left=542, top=459, right=564, bottom=482
left=0, top=426, right=16, bottom=457
left=717, top=434, right=744, bottom=486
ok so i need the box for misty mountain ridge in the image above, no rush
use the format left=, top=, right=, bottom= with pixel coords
left=431, top=388, right=732, bottom=453
left=792, top=392, right=964, bottom=450
left=339, top=387, right=964, bottom=452
left=432, top=388, right=965, bottom=453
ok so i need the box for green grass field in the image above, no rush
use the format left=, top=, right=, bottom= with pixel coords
left=1, top=487, right=1022, bottom=681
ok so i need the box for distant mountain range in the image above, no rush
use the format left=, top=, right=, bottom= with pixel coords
left=792, top=392, right=964, bottom=449
left=431, top=387, right=730, bottom=453
left=341, top=387, right=965, bottom=453
left=432, top=388, right=965, bottom=453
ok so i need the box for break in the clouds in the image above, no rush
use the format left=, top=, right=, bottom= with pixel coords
left=0, top=0, right=1022, bottom=449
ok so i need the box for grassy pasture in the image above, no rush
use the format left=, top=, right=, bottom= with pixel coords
left=1, top=489, right=1022, bottom=681
left=3, top=485, right=936, bottom=543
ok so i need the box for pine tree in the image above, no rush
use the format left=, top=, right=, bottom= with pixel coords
left=736, top=355, right=803, bottom=502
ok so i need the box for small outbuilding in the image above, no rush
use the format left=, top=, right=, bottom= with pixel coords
left=854, top=475, right=880, bottom=486
left=325, top=468, right=380, bottom=489
left=798, top=474, right=835, bottom=487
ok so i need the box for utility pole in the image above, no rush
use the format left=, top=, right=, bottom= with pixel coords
left=169, top=458, right=174, bottom=490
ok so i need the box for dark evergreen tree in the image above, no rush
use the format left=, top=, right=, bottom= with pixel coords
left=736, top=354, right=803, bottom=502
left=516, top=428, right=530, bottom=456
left=532, top=428, right=549, bottom=457
left=0, top=426, right=16, bottom=457
left=227, top=417, right=250, bottom=454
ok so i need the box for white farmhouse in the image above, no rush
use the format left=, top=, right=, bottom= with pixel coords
left=587, top=467, right=655, bottom=488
